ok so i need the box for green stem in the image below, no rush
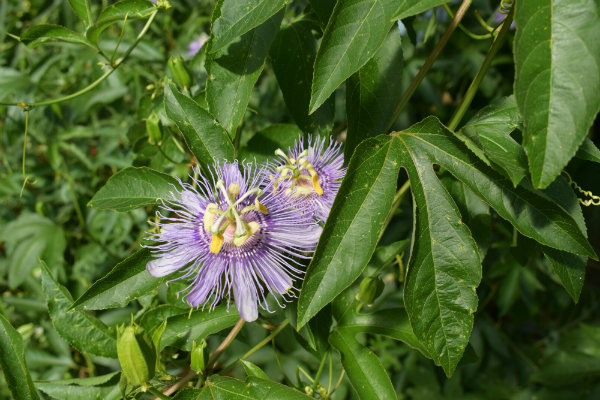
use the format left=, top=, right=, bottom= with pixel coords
left=204, top=318, right=245, bottom=374
left=385, top=0, right=472, bottom=132
left=220, top=319, right=290, bottom=374
left=1, top=10, right=158, bottom=108
left=148, top=386, right=171, bottom=400
left=311, top=350, right=329, bottom=388
left=447, top=3, right=515, bottom=131
left=442, top=4, right=491, bottom=40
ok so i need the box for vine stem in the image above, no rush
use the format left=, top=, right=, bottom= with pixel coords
left=447, top=2, right=515, bottom=131
left=148, top=386, right=171, bottom=400
left=385, top=0, right=472, bottom=133
left=203, top=318, right=245, bottom=374
left=157, top=369, right=196, bottom=398
left=0, top=10, right=158, bottom=108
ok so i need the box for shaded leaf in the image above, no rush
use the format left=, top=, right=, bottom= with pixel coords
left=206, top=10, right=283, bottom=135
left=35, top=372, right=120, bottom=400
left=88, top=167, right=180, bottom=212
left=40, top=261, right=117, bottom=358
left=67, top=0, right=93, bottom=26
left=240, top=360, right=269, bottom=379
left=309, top=0, right=399, bottom=113
left=575, top=138, right=600, bottom=163
left=543, top=248, right=586, bottom=303
left=20, top=25, right=95, bottom=49
left=297, top=135, right=403, bottom=328
left=531, top=352, right=600, bottom=386
left=0, top=314, right=39, bottom=400
left=86, top=0, right=155, bottom=43
left=514, top=0, right=600, bottom=188
left=393, top=0, right=451, bottom=20
left=202, top=375, right=312, bottom=399
left=240, top=124, right=303, bottom=163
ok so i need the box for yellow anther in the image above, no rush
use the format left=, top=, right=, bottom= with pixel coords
left=203, top=203, right=220, bottom=232
left=210, top=234, right=224, bottom=254
left=255, top=198, right=268, bottom=214
left=312, top=174, right=324, bottom=196
left=233, top=221, right=260, bottom=247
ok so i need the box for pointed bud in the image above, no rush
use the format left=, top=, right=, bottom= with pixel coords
left=190, top=339, right=208, bottom=373
left=356, top=276, right=384, bottom=305
left=117, top=323, right=156, bottom=386
left=168, top=56, right=193, bottom=89
left=146, top=111, right=163, bottom=145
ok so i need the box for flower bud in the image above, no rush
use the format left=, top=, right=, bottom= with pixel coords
left=356, top=276, right=384, bottom=305
left=117, top=323, right=156, bottom=386
left=168, top=56, right=193, bottom=89
left=190, top=339, right=208, bottom=373
left=146, top=111, right=163, bottom=145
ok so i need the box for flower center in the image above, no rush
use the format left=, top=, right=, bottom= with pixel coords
left=203, top=180, right=268, bottom=254
left=272, top=149, right=323, bottom=196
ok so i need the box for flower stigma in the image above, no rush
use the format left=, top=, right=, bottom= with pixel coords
left=272, top=148, right=324, bottom=196
left=203, top=179, right=268, bottom=254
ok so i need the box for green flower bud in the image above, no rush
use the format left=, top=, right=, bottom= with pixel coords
left=168, top=56, right=193, bottom=89
left=356, top=276, right=385, bottom=305
left=146, top=111, right=163, bottom=145
left=190, top=339, right=208, bottom=373
left=117, top=323, right=156, bottom=386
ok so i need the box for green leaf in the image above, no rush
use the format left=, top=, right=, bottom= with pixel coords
left=160, top=306, right=240, bottom=350
left=86, top=0, right=155, bottom=43
left=40, top=260, right=117, bottom=358
left=206, top=9, right=283, bottom=135
left=397, top=127, right=481, bottom=376
left=543, top=248, right=586, bottom=303
left=393, top=0, right=451, bottom=20
left=270, top=20, right=335, bottom=134
left=514, top=0, right=600, bottom=188
left=531, top=352, right=600, bottom=386
left=0, top=314, right=39, bottom=400
left=208, top=0, right=288, bottom=54
left=345, top=28, right=403, bottom=158
left=200, top=375, right=312, bottom=399
left=329, top=328, right=397, bottom=399
left=459, top=96, right=527, bottom=187
left=576, top=138, right=600, bottom=163
left=399, top=117, right=596, bottom=260
left=35, top=372, right=121, bottom=400
left=240, top=360, right=269, bottom=379
left=297, top=135, right=402, bottom=328
left=20, top=25, right=96, bottom=49
left=309, top=0, right=337, bottom=27
left=309, top=0, right=399, bottom=114
left=71, top=248, right=167, bottom=310
left=164, top=81, right=235, bottom=170
left=240, top=124, right=303, bottom=163
left=88, top=167, right=180, bottom=212
left=68, top=0, right=94, bottom=27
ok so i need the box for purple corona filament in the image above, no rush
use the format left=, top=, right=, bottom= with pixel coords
left=145, top=161, right=321, bottom=322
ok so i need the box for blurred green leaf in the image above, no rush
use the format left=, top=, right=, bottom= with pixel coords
left=208, top=0, right=288, bottom=53
left=270, top=20, right=335, bottom=134
left=329, top=328, right=397, bottom=399
left=514, top=0, right=600, bottom=188
left=297, top=135, right=402, bottom=328
left=164, top=81, right=235, bottom=170
left=240, top=360, right=269, bottom=379
left=0, top=314, right=39, bottom=400
left=88, top=167, right=180, bottom=212
left=543, top=248, right=586, bottom=303
left=531, top=352, right=600, bottom=386
left=345, top=28, right=403, bottom=158
left=86, top=0, right=155, bottom=43
left=309, top=0, right=399, bottom=113
left=35, top=372, right=121, bottom=400
left=308, top=0, right=337, bottom=27
left=71, top=248, right=168, bottom=310
left=0, top=68, right=30, bottom=101
left=40, top=261, right=117, bottom=358
left=206, top=9, right=283, bottom=135
left=20, top=25, right=96, bottom=49
left=393, top=0, right=451, bottom=19
left=240, top=124, right=302, bottom=163
left=67, top=0, right=94, bottom=27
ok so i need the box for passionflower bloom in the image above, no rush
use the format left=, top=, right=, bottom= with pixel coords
left=145, top=161, right=322, bottom=322
left=270, top=136, right=346, bottom=222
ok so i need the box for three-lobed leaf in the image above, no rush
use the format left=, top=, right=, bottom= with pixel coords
left=514, top=0, right=600, bottom=188
left=88, top=167, right=180, bottom=212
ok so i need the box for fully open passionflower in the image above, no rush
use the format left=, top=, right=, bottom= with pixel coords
left=145, top=161, right=321, bottom=322
left=271, top=136, right=346, bottom=222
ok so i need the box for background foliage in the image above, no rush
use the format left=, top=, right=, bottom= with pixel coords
left=1, top=0, right=600, bottom=399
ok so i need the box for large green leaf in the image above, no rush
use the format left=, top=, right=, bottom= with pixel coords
left=35, top=372, right=121, bottom=400
left=459, top=96, right=527, bottom=187
left=297, top=135, right=402, bottom=328
left=329, top=328, right=397, bottom=399
left=40, top=261, right=117, bottom=358
left=0, top=314, right=39, bottom=400
left=397, top=128, right=481, bottom=377
left=400, top=117, right=596, bottom=260
left=67, top=0, right=94, bottom=27
left=164, top=81, right=235, bottom=170
left=20, top=25, right=96, bottom=49
left=345, top=28, right=403, bottom=158
left=393, top=0, right=451, bottom=19
left=71, top=248, right=168, bottom=310
left=514, top=0, right=600, bottom=188
left=179, top=375, right=312, bottom=399
left=270, top=20, right=335, bottom=134
left=206, top=10, right=283, bottom=136
left=86, top=0, right=155, bottom=43
left=159, top=306, right=240, bottom=350
left=208, top=0, right=288, bottom=54
left=308, top=0, right=399, bottom=114
left=88, top=167, right=180, bottom=212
